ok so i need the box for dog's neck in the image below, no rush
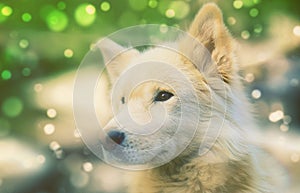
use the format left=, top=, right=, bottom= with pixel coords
left=130, top=152, right=259, bottom=193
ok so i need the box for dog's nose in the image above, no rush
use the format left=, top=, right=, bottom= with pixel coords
left=107, top=130, right=125, bottom=146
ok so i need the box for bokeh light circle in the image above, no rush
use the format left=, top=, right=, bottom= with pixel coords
left=169, top=1, right=190, bottom=19
left=2, top=97, right=23, bottom=117
left=57, top=1, right=66, bottom=10
left=1, top=70, right=12, bottom=80
left=46, top=9, right=68, bottom=32
left=249, top=8, right=259, bottom=17
left=22, top=67, right=31, bottom=77
left=19, top=39, right=29, bottom=49
left=233, top=0, right=243, bottom=9
left=100, top=2, right=111, bottom=12
left=22, top=13, right=32, bottom=22
left=1, top=6, right=13, bottom=16
left=148, top=0, right=158, bottom=8
left=64, top=49, right=74, bottom=58
left=74, top=4, right=96, bottom=27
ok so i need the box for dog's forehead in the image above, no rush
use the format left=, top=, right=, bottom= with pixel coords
left=132, top=47, right=182, bottom=67
left=115, top=47, right=181, bottom=84
left=131, top=46, right=200, bottom=75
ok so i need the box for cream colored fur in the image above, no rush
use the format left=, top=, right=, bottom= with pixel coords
left=99, top=3, right=287, bottom=193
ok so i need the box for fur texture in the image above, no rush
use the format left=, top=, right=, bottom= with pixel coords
left=98, top=3, right=286, bottom=193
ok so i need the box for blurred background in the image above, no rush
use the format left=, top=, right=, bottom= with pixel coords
left=0, top=0, right=299, bottom=192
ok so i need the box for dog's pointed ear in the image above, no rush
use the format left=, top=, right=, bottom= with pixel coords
left=97, top=38, right=139, bottom=83
left=184, top=3, right=236, bottom=83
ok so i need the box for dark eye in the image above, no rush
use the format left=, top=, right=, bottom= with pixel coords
left=154, top=91, right=174, bottom=102
left=121, top=97, right=125, bottom=104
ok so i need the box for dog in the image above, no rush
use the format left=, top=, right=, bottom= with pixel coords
left=96, top=3, right=287, bottom=193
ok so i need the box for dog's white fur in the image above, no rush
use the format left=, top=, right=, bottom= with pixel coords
left=98, top=3, right=287, bottom=193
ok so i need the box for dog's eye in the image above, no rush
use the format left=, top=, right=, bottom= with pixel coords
left=121, top=97, right=125, bottom=104
left=154, top=91, right=174, bottom=102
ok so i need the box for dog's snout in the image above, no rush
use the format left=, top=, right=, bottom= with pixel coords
left=107, top=130, right=125, bottom=145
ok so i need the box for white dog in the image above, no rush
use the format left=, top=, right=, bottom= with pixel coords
left=96, top=3, right=287, bottom=193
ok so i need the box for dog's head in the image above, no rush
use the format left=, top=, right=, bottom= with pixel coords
left=97, top=3, right=242, bottom=167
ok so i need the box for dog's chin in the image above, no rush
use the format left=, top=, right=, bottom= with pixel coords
left=102, top=146, right=157, bottom=167
left=101, top=145, right=177, bottom=169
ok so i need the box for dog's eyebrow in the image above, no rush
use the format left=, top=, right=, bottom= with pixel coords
left=154, top=87, right=174, bottom=95
left=154, top=87, right=164, bottom=95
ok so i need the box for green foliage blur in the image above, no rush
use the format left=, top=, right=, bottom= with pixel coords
left=0, top=0, right=299, bottom=78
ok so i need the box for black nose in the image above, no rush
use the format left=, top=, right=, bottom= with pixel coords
left=107, top=130, right=125, bottom=145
